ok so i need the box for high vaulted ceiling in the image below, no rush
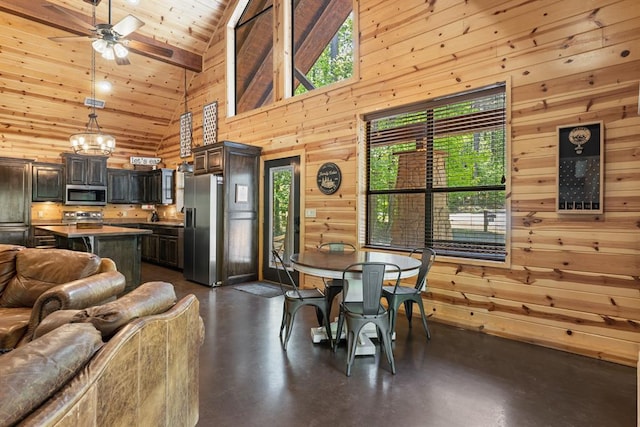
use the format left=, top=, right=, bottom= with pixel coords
left=0, top=0, right=229, bottom=164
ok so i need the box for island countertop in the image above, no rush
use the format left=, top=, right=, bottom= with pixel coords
left=36, top=225, right=153, bottom=238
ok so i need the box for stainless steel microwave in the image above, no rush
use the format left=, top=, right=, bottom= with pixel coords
left=65, top=185, right=107, bottom=206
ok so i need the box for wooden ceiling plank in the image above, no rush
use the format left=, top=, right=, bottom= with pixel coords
left=0, top=0, right=203, bottom=72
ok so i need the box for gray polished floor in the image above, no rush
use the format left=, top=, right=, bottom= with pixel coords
left=141, top=263, right=636, bottom=427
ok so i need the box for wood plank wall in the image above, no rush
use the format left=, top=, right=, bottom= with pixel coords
left=1, top=0, right=636, bottom=365
left=159, top=0, right=640, bottom=366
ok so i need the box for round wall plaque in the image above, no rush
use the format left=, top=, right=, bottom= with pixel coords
left=316, top=162, right=342, bottom=195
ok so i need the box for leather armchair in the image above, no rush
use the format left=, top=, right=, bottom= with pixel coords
left=0, top=245, right=126, bottom=349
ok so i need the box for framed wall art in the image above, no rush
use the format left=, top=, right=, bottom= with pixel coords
left=556, top=121, right=603, bottom=214
left=203, top=101, right=218, bottom=145
left=179, top=112, right=193, bottom=158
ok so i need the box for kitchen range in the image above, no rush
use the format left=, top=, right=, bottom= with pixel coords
left=62, top=210, right=105, bottom=229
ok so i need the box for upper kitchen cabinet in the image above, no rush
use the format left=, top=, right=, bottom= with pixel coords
left=107, top=168, right=174, bottom=205
left=193, top=144, right=223, bottom=175
left=107, top=168, right=130, bottom=204
left=62, top=154, right=107, bottom=186
left=147, top=169, right=174, bottom=205
left=32, top=163, right=64, bottom=202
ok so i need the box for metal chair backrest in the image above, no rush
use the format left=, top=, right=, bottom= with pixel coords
left=318, top=242, right=356, bottom=253
left=271, top=249, right=301, bottom=298
left=342, top=262, right=401, bottom=315
left=411, top=248, right=436, bottom=291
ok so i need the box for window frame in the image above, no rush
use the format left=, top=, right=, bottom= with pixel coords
left=363, top=83, right=509, bottom=263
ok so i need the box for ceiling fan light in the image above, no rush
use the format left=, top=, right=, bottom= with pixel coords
left=113, top=43, right=128, bottom=58
left=102, top=46, right=115, bottom=60
left=92, top=39, right=108, bottom=54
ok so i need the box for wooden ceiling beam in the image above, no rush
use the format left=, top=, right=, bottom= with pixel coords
left=0, top=0, right=202, bottom=72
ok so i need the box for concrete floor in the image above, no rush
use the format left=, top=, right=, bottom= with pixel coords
left=141, top=263, right=636, bottom=427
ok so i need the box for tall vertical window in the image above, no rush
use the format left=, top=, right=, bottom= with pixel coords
left=365, top=84, right=507, bottom=261
left=230, top=0, right=354, bottom=116
left=235, top=0, right=274, bottom=115
left=293, top=0, right=353, bottom=95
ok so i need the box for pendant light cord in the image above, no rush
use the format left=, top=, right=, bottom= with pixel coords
left=183, top=68, right=188, bottom=113
left=90, top=5, right=98, bottom=128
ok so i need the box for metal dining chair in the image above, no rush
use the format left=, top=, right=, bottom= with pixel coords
left=334, top=262, right=401, bottom=376
left=317, top=242, right=356, bottom=324
left=382, top=247, right=436, bottom=340
left=271, top=249, right=332, bottom=351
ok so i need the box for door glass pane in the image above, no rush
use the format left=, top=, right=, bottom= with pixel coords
left=269, top=165, right=294, bottom=267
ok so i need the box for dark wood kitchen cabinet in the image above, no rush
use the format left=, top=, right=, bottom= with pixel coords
left=32, top=162, right=64, bottom=202
left=0, top=157, right=31, bottom=246
left=107, top=169, right=173, bottom=205
left=129, top=171, right=146, bottom=204
left=107, top=169, right=129, bottom=203
left=188, top=141, right=261, bottom=285
left=148, top=168, right=174, bottom=205
left=158, top=234, right=179, bottom=268
left=140, top=224, right=182, bottom=269
left=141, top=232, right=159, bottom=263
left=193, top=145, right=223, bottom=174
left=62, top=153, right=107, bottom=186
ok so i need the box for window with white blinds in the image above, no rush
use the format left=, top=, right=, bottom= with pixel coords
left=365, top=83, right=507, bottom=261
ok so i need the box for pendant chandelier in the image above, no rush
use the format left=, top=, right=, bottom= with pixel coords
left=70, top=6, right=116, bottom=156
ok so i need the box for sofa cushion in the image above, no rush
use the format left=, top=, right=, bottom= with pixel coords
left=71, top=281, right=177, bottom=338
left=0, top=249, right=101, bottom=309
left=0, top=307, right=31, bottom=349
left=0, top=244, right=24, bottom=295
left=0, top=323, right=103, bottom=427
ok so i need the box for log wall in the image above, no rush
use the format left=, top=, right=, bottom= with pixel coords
left=2, top=0, right=637, bottom=365
left=160, top=0, right=640, bottom=365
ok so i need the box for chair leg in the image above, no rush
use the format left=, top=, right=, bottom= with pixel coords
left=345, top=321, right=365, bottom=377
left=388, top=296, right=399, bottom=337
left=404, top=300, right=413, bottom=327
left=325, top=286, right=342, bottom=322
left=316, top=303, right=333, bottom=350
left=379, top=324, right=396, bottom=375
left=282, top=306, right=300, bottom=351
left=279, top=301, right=288, bottom=343
left=415, top=297, right=431, bottom=340
left=334, top=308, right=345, bottom=353
left=315, top=306, right=324, bottom=326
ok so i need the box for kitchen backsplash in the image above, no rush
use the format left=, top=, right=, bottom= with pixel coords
left=31, top=202, right=183, bottom=222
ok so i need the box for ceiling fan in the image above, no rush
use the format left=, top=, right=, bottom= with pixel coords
left=46, top=0, right=173, bottom=65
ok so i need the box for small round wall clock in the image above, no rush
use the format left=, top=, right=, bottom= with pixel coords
left=316, top=162, right=342, bottom=195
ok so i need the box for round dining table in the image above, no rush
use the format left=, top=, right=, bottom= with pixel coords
left=290, top=249, right=421, bottom=282
left=290, top=249, right=420, bottom=355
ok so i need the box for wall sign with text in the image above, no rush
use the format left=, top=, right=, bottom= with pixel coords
left=130, top=156, right=161, bottom=166
left=316, top=162, right=342, bottom=195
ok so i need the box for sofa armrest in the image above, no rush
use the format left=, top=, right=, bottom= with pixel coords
left=18, top=271, right=126, bottom=346
left=0, top=323, right=103, bottom=427
left=97, top=258, right=117, bottom=273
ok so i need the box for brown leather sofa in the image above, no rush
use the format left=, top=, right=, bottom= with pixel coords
left=0, top=244, right=126, bottom=349
left=0, top=281, right=204, bottom=427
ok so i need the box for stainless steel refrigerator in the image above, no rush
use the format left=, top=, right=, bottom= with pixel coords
left=183, top=174, right=224, bottom=286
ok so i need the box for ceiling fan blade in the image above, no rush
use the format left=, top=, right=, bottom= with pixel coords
left=48, top=35, right=94, bottom=42
left=125, top=40, right=174, bottom=58
left=115, top=55, right=131, bottom=66
left=112, top=15, right=145, bottom=37
left=43, top=4, right=96, bottom=32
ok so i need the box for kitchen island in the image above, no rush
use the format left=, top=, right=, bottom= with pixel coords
left=36, top=225, right=152, bottom=293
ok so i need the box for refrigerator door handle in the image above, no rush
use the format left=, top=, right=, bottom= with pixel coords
left=192, top=208, right=196, bottom=229
left=185, top=208, right=193, bottom=228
